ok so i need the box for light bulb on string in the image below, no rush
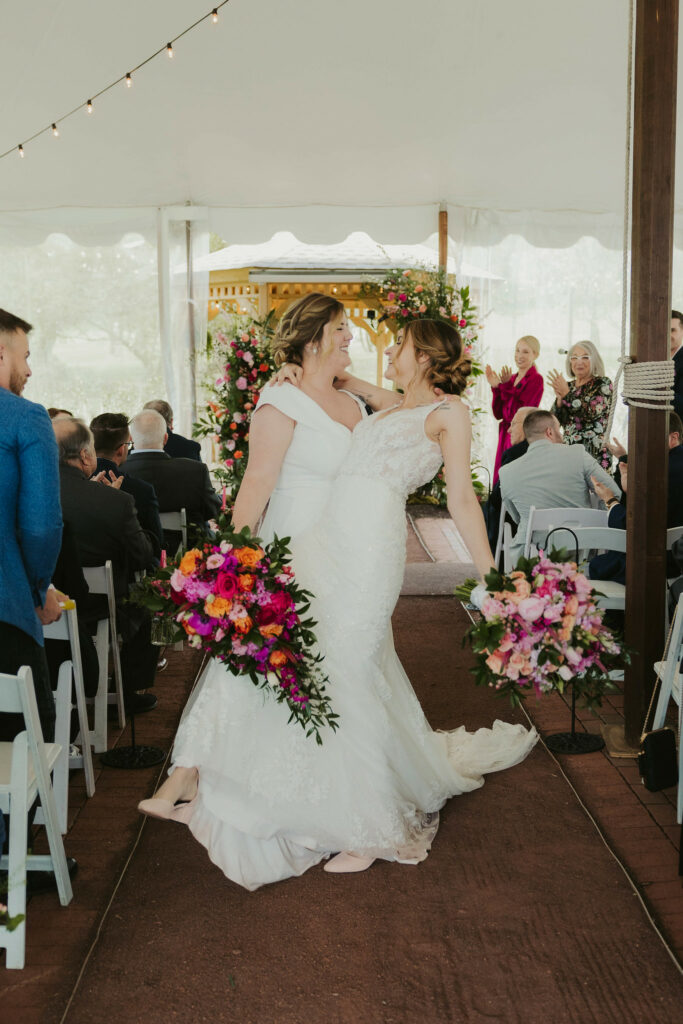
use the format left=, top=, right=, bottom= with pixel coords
left=51, top=123, right=59, bottom=137
left=212, top=8, right=218, bottom=22
left=18, top=144, right=24, bottom=158
left=167, top=42, right=174, bottom=58
left=86, top=99, right=93, bottom=113
left=126, top=72, right=132, bottom=87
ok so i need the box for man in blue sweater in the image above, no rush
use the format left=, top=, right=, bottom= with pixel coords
left=0, top=309, right=63, bottom=743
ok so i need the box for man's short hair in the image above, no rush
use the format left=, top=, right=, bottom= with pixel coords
left=0, top=309, right=32, bottom=339
left=669, top=411, right=683, bottom=441
left=672, top=310, right=683, bottom=326
left=90, top=412, right=130, bottom=455
left=130, top=409, right=166, bottom=450
left=523, top=409, right=556, bottom=442
left=47, top=407, right=73, bottom=419
left=143, top=399, right=173, bottom=428
left=54, top=417, right=93, bottom=464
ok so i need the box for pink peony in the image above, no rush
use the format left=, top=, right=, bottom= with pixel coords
left=206, top=553, right=225, bottom=570
left=236, top=377, right=248, bottom=390
left=170, top=569, right=186, bottom=592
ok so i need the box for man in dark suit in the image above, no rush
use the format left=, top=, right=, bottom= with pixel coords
left=53, top=417, right=159, bottom=714
left=671, top=310, right=683, bottom=421
left=485, top=406, right=534, bottom=553
left=590, top=412, right=683, bottom=584
left=143, top=399, right=202, bottom=461
left=126, top=409, right=221, bottom=543
left=90, top=412, right=164, bottom=558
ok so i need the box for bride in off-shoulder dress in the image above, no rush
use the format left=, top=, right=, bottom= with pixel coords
left=141, top=303, right=537, bottom=890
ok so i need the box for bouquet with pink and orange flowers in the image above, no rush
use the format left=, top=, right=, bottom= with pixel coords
left=131, top=522, right=337, bottom=744
left=456, top=550, right=624, bottom=709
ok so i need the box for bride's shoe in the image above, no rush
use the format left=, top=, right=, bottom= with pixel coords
left=137, top=796, right=196, bottom=822
left=324, top=851, right=376, bottom=873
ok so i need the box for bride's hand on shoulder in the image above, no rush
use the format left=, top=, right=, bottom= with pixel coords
left=270, top=363, right=303, bottom=388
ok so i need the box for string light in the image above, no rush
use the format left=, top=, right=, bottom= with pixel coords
left=1, top=2, right=232, bottom=163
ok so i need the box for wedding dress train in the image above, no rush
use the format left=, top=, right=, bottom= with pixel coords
left=172, top=388, right=537, bottom=890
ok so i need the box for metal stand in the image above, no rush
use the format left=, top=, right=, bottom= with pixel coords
left=99, top=711, right=165, bottom=769
left=545, top=687, right=605, bottom=755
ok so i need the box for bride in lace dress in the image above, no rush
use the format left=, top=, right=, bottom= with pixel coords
left=139, top=302, right=537, bottom=890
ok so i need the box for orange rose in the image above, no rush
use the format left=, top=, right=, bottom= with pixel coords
left=205, top=597, right=232, bottom=619
left=229, top=422, right=237, bottom=430
left=238, top=574, right=256, bottom=591
left=235, top=546, right=265, bottom=569
left=269, top=649, right=288, bottom=668
left=259, top=623, right=283, bottom=638
left=233, top=615, right=253, bottom=634
left=182, top=621, right=197, bottom=636
left=234, top=450, right=243, bottom=459
left=179, top=549, right=202, bottom=576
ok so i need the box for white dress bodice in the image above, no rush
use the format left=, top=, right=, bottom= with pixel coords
left=257, top=383, right=366, bottom=541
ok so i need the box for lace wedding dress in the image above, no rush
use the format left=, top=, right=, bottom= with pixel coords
left=172, top=388, right=537, bottom=890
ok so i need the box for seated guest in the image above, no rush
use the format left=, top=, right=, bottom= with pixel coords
left=143, top=399, right=202, bottom=461
left=90, top=412, right=164, bottom=557
left=125, top=410, right=221, bottom=542
left=485, top=406, right=536, bottom=552
left=499, top=409, right=620, bottom=563
left=590, top=413, right=683, bottom=585
left=53, top=417, right=159, bottom=714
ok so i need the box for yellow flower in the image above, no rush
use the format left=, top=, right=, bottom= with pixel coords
left=179, top=549, right=202, bottom=576
left=235, top=546, right=265, bottom=569
left=259, top=623, right=283, bottom=638
left=205, top=597, right=232, bottom=619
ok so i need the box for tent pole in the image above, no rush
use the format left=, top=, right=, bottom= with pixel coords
left=623, top=0, right=678, bottom=745
left=439, top=203, right=448, bottom=271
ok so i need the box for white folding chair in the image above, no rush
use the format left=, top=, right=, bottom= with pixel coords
left=34, top=661, right=71, bottom=835
left=494, top=504, right=506, bottom=569
left=524, top=506, right=609, bottom=559
left=82, top=561, right=125, bottom=752
left=501, top=521, right=514, bottom=572
left=652, top=592, right=683, bottom=823
left=159, top=508, right=188, bottom=552
left=570, top=525, right=627, bottom=611
left=0, top=666, right=73, bottom=969
left=43, top=603, right=96, bottom=798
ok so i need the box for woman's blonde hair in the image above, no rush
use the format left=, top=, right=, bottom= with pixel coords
left=271, top=292, right=345, bottom=367
left=516, top=334, right=540, bottom=359
left=565, top=340, right=605, bottom=379
left=404, top=319, right=471, bottom=395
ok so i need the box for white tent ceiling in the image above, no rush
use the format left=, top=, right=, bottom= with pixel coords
left=0, top=0, right=671, bottom=248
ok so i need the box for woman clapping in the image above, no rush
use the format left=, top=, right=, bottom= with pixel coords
left=486, top=335, right=543, bottom=483
left=548, top=341, right=613, bottom=470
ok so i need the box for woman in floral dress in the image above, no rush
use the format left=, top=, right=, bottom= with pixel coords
left=548, top=340, right=613, bottom=471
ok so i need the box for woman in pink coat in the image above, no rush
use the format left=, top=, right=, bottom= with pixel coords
left=486, top=335, right=543, bottom=484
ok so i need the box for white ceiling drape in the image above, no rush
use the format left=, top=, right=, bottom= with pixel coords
left=0, top=0, right=647, bottom=248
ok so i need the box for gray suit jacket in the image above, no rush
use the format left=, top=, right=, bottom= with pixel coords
left=498, top=440, right=620, bottom=561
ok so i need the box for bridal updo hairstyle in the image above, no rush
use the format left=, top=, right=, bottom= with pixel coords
left=271, top=292, right=345, bottom=368
left=405, top=318, right=471, bottom=395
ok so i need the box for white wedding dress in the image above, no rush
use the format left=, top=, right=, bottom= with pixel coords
left=172, top=384, right=537, bottom=890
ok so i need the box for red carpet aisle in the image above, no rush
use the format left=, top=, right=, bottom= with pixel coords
left=62, top=596, right=683, bottom=1024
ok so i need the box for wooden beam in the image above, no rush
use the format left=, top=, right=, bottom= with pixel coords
left=438, top=204, right=448, bottom=271
left=624, top=0, right=678, bottom=744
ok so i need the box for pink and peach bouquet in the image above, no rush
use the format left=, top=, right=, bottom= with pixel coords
left=130, top=522, right=338, bottom=744
left=456, top=550, right=624, bottom=708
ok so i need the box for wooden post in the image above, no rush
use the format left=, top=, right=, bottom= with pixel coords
left=624, top=0, right=678, bottom=745
left=438, top=203, right=448, bottom=271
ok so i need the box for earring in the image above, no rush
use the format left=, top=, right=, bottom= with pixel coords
left=312, top=346, right=319, bottom=354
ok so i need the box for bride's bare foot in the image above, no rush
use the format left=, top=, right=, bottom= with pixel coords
left=324, top=851, right=376, bottom=873
left=137, top=767, right=199, bottom=821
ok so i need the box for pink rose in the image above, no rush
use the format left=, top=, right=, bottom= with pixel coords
left=459, top=319, right=467, bottom=328
left=215, top=572, right=239, bottom=601
left=398, top=293, right=407, bottom=302
left=170, top=569, right=186, bottom=593
left=401, top=310, right=409, bottom=317
left=206, top=553, right=225, bottom=570
left=485, top=652, right=504, bottom=674
left=418, top=304, right=427, bottom=313
left=236, top=377, right=247, bottom=390
left=241, top=333, right=250, bottom=342
left=518, top=596, right=546, bottom=622
left=386, top=291, right=396, bottom=301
